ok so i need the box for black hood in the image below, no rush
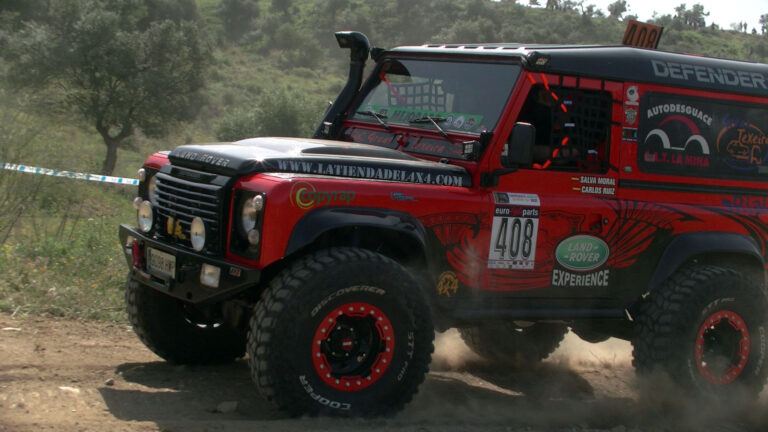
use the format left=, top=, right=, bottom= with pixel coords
left=168, top=137, right=471, bottom=187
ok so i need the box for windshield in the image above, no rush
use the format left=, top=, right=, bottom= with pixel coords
left=351, top=58, right=521, bottom=136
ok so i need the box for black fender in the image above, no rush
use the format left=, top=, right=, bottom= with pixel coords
left=647, top=232, right=764, bottom=292
left=284, top=207, right=452, bottom=329
left=285, top=206, right=435, bottom=264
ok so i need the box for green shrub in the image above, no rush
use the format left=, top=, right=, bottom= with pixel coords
left=214, top=87, right=318, bottom=141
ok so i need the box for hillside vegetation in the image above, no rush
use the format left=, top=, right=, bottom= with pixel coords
left=1, top=0, right=767, bottom=322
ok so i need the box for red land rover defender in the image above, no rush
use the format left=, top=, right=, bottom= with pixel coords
left=119, top=31, right=768, bottom=415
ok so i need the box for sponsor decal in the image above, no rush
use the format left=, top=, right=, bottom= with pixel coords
left=390, top=192, right=417, bottom=202
left=552, top=235, right=610, bottom=287
left=437, top=271, right=459, bottom=297
left=572, top=176, right=616, bottom=196
left=552, top=269, right=610, bottom=287
left=166, top=217, right=186, bottom=240
left=651, top=60, right=768, bottom=91
left=722, top=195, right=768, bottom=213
left=625, top=86, right=640, bottom=106
left=624, top=108, right=638, bottom=125
left=639, top=92, right=768, bottom=180
left=646, top=103, right=713, bottom=126
left=408, top=137, right=462, bottom=158
left=488, top=193, right=540, bottom=270
left=493, top=192, right=540, bottom=206
left=716, top=123, right=768, bottom=171
left=274, top=160, right=467, bottom=187
left=343, top=128, right=399, bottom=149
left=642, top=113, right=712, bottom=169
left=622, top=127, right=638, bottom=142
left=554, top=235, right=610, bottom=272
left=289, top=181, right=355, bottom=211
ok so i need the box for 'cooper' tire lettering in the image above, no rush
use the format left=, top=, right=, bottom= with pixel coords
left=311, top=285, right=386, bottom=317
left=299, top=375, right=352, bottom=411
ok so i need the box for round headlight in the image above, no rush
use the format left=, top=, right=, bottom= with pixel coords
left=240, top=196, right=262, bottom=233
left=137, top=168, right=147, bottom=182
left=147, top=175, right=159, bottom=205
left=190, top=217, right=206, bottom=251
left=137, top=201, right=153, bottom=233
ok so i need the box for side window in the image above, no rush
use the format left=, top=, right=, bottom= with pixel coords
left=513, top=84, right=612, bottom=172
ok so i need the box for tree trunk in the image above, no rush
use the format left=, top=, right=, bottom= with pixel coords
left=101, top=137, right=121, bottom=175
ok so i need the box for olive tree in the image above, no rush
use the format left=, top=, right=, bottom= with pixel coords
left=2, top=0, right=210, bottom=175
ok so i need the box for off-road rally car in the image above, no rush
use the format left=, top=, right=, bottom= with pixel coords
left=119, top=31, right=768, bottom=416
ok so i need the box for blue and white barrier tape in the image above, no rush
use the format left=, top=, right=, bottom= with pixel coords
left=1, top=162, right=139, bottom=186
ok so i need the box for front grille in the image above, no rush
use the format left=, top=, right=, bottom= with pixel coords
left=153, top=166, right=232, bottom=255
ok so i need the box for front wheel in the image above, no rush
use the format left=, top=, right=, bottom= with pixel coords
left=632, top=265, right=768, bottom=399
left=247, top=248, right=434, bottom=416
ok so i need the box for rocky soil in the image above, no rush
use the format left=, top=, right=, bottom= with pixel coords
left=1, top=312, right=766, bottom=432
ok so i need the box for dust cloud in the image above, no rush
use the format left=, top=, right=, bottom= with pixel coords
left=402, top=328, right=768, bottom=432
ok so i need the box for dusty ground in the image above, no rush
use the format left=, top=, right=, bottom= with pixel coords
left=1, top=312, right=767, bottom=432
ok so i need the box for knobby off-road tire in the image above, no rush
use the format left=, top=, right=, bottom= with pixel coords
left=125, top=277, right=246, bottom=364
left=247, top=248, right=434, bottom=417
left=632, top=265, right=768, bottom=399
left=458, top=322, right=568, bottom=367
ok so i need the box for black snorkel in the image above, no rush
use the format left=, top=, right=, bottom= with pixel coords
left=313, top=31, right=371, bottom=139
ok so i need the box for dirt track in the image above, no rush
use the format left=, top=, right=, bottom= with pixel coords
left=1, top=312, right=767, bottom=432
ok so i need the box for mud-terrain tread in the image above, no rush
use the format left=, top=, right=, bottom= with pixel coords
left=632, top=264, right=768, bottom=397
left=459, top=322, right=568, bottom=367
left=125, top=277, right=245, bottom=364
left=247, top=247, right=434, bottom=417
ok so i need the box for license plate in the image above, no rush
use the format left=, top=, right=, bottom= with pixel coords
left=147, top=247, right=175, bottom=279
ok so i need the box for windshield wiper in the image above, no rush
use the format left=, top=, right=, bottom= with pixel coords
left=409, top=116, right=449, bottom=139
left=356, top=110, right=391, bottom=131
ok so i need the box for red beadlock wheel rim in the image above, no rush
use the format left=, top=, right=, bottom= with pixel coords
left=695, top=310, right=750, bottom=386
left=312, top=302, right=395, bottom=392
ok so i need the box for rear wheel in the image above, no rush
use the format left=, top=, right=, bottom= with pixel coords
left=247, top=248, right=434, bottom=416
left=632, top=265, right=768, bottom=399
left=125, top=277, right=246, bottom=364
left=458, top=322, right=568, bottom=367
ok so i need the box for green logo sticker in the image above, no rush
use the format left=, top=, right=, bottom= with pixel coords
left=555, top=235, right=609, bottom=272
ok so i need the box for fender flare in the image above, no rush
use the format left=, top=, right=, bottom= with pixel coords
left=648, top=232, right=764, bottom=292
left=285, top=207, right=435, bottom=264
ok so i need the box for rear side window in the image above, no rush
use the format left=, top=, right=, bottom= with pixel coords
left=638, top=92, right=768, bottom=180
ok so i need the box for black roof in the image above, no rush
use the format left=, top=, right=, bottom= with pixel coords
left=389, top=44, right=768, bottom=98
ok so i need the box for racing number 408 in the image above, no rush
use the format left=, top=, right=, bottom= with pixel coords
left=494, top=217, right=535, bottom=259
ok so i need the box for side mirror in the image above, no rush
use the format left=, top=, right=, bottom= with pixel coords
left=504, top=122, right=535, bottom=167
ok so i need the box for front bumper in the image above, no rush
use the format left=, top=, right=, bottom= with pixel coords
left=118, top=224, right=261, bottom=304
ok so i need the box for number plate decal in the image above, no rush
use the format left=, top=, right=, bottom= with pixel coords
left=488, top=193, right=540, bottom=270
left=147, top=247, right=176, bottom=279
